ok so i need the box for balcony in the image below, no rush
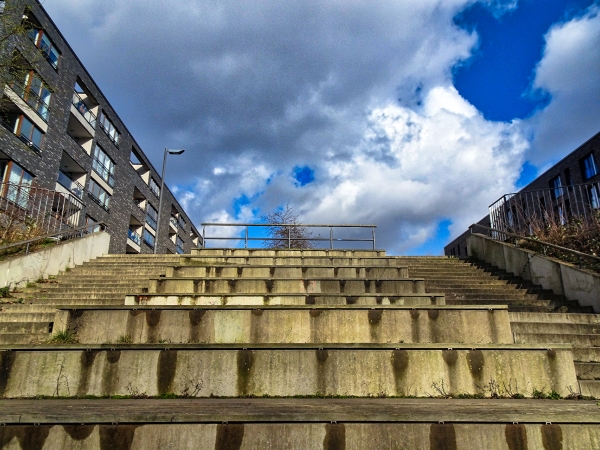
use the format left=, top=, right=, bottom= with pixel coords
left=9, top=82, right=50, bottom=122
left=146, top=214, right=157, bottom=230
left=169, top=216, right=178, bottom=232
left=57, top=171, right=84, bottom=199
left=72, top=91, right=97, bottom=129
left=92, top=157, right=115, bottom=187
left=87, top=191, right=110, bottom=212
left=127, top=229, right=141, bottom=246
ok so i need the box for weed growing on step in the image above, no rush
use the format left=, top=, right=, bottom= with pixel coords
left=0, top=285, right=10, bottom=298
left=116, top=334, right=133, bottom=344
left=46, top=330, right=78, bottom=344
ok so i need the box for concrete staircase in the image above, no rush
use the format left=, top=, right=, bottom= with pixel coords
left=0, top=249, right=599, bottom=448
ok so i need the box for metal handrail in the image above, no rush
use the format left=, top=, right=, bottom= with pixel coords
left=72, top=91, right=97, bottom=127
left=0, top=222, right=106, bottom=255
left=469, top=223, right=600, bottom=265
left=201, top=223, right=377, bottom=249
left=9, top=81, right=51, bottom=121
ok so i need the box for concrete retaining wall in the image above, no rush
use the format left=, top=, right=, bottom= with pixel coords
left=1, top=423, right=598, bottom=450
left=0, top=232, right=111, bottom=288
left=63, top=307, right=512, bottom=344
left=468, top=233, right=600, bottom=312
left=0, top=347, right=578, bottom=398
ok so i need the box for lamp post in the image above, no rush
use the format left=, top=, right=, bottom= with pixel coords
left=154, top=148, right=185, bottom=254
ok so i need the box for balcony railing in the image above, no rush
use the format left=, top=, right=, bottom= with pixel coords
left=57, top=171, right=84, bottom=199
left=92, top=157, right=115, bottom=187
left=170, top=216, right=178, bottom=230
left=146, top=214, right=157, bottom=230
left=127, top=229, right=141, bottom=246
left=9, top=81, right=50, bottom=122
left=87, top=191, right=110, bottom=212
left=72, top=91, right=97, bottom=128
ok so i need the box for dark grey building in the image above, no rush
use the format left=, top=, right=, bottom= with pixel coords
left=0, top=0, right=202, bottom=254
left=445, top=130, right=600, bottom=256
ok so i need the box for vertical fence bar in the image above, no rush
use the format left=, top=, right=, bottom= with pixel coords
left=329, top=227, right=333, bottom=249
left=287, top=226, right=291, bottom=249
left=245, top=226, right=248, bottom=248
left=372, top=227, right=376, bottom=250
left=202, top=226, right=206, bottom=248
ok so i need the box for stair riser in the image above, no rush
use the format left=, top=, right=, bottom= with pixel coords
left=0, top=348, right=577, bottom=398
left=66, top=309, right=511, bottom=345
left=125, top=294, right=445, bottom=307
left=166, top=266, right=409, bottom=279
left=149, top=279, right=425, bottom=295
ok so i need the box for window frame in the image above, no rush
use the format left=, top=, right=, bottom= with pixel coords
left=98, top=111, right=120, bottom=146
left=92, top=144, right=116, bottom=187
left=581, top=153, right=598, bottom=181
left=27, top=26, right=60, bottom=70
left=87, top=178, right=111, bottom=212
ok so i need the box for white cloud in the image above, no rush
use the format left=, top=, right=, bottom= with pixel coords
left=526, top=5, right=600, bottom=164
left=42, top=0, right=534, bottom=253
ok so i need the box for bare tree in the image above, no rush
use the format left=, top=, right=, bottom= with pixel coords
left=262, top=203, right=315, bottom=249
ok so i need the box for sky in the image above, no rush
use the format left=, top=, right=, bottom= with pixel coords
left=42, top=0, right=600, bottom=255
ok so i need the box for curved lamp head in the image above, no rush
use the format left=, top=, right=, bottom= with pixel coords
left=166, top=149, right=185, bottom=155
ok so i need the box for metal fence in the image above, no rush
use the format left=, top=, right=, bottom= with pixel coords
left=489, top=181, right=600, bottom=237
left=201, top=223, right=377, bottom=249
left=0, top=182, right=85, bottom=235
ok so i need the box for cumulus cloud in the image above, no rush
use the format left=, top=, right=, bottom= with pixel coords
left=526, top=4, right=600, bottom=164
left=43, top=0, right=533, bottom=253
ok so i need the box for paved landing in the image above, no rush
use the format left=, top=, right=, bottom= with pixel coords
left=1, top=399, right=599, bottom=424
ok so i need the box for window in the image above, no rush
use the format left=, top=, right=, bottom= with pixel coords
left=143, top=228, right=155, bottom=248
left=85, top=215, right=101, bottom=233
left=88, top=178, right=110, bottom=211
left=550, top=176, right=563, bottom=199
left=99, top=111, right=120, bottom=145
left=149, top=177, right=160, bottom=198
left=146, top=204, right=158, bottom=230
left=581, top=153, right=598, bottom=180
left=177, top=214, right=186, bottom=230
left=27, top=25, right=60, bottom=69
left=589, top=185, right=600, bottom=210
left=176, top=236, right=184, bottom=254
left=1, top=161, right=33, bottom=208
left=92, top=144, right=115, bottom=187
left=10, top=71, right=52, bottom=121
left=15, top=115, right=43, bottom=153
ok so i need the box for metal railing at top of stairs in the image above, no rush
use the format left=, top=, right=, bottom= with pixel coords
left=469, top=223, right=600, bottom=268
left=200, top=223, right=377, bottom=249
left=0, top=222, right=107, bottom=256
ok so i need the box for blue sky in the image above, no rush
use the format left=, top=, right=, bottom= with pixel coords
left=45, top=0, right=600, bottom=254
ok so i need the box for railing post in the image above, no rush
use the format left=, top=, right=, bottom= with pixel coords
left=372, top=227, right=376, bottom=250
left=25, top=242, right=29, bottom=254
left=329, top=227, right=333, bottom=249
left=245, top=226, right=248, bottom=249
left=202, top=226, right=206, bottom=248
left=287, top=226, right=291, bottom=249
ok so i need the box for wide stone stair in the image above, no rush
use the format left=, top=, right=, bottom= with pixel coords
left=1, top=249, right=599, bottom=448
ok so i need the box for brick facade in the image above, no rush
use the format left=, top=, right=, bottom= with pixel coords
left=0, top=0, right=202, bottom=254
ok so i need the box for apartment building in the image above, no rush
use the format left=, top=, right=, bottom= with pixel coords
left=445, top=130, right=600, bottom=256
left=0, top=0, right=202, bottom=254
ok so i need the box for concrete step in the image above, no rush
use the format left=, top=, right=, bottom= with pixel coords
left=511, top=322, right=600, bottom=335
left=149, top=278, right=426, bottom=295
left=184, top=256, right=404, bottom=266
left=0, top=333, right=49, bottom=344
left=0, top=321, right=52, bottom=333
left=60, top=306, right=511, bottom=345
left=572, top=347, right=600, bottom=363
left=191, top=249, right=387, bottom=257
left=579, top=380, right=600, bottom=398
left=0, top=312, right=56, bottom=322
left=575, top=362, right=600, bottom=380
left=166, top=265, right=409, bottom=279
left=0, top=344, right=577, bottom=399
left=515, top=333, right=600, bottom=347
left=125, top=292, right=445, bottom=307
left=509, top=312, right=600, bottom=324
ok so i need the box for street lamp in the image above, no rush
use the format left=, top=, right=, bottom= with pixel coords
left=154, top=148, right=185, bottom=254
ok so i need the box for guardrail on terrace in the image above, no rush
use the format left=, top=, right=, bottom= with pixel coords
left=201, top=223, right=377, bottom=249
left=489, top=181, right=600, bottom=236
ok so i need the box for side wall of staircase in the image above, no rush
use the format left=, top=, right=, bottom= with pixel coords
left=468, top=232, right=600, bottom=312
